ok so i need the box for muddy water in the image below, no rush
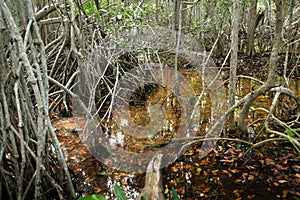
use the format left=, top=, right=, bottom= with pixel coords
left=236, top=76, right=299, bottom=123
left=64, top=74, right=299, bottom=199
left=103, top=76, right=300, bottom=199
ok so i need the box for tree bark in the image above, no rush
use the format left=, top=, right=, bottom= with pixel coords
left=174, top=0, right=181, bottom=30
left=246, top=0, right=258, bottom=57
left=136, top=154, right=165, bottom=200
left=228, top=0, right=240, bottom=131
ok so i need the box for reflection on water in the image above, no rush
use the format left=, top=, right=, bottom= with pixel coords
left=235, top=76, right=299, bottom=139
left=105, top=69, right=212, bottom=154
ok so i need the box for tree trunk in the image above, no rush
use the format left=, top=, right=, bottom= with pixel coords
left=228, top=0, right=240, bottom=132
left=246, top=0, right=258, bottom=57
left=136, top=154, right=165, bottom=200
left=174, top=0, right=181, bottom=30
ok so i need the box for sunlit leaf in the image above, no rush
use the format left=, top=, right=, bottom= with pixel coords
left=278, top=180, right=288, bottom=183
left=229, top=169, right=240, bottom=174
left=78, top=194, right=106, bottom=200
left=234, top=179, right=242, bottom=184
left=164, top=187, right=169, bottom=194
left=196, top=167, right=201, bottom=175
left=171, top=166, right=179, bottom=172
left=211, top=169, right=219, bottom=175
left=248, top=175, right=254, bottom=181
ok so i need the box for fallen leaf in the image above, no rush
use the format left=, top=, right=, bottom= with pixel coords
left=171, top=166, right=179, bottom=172
left=229, top=169, right=240, bottom=174
left=273, top=182, right=279, bottom=186
left=278, top=180, right=288, bottom=183
left=233, top=189, right=240, bottom=198
left=203, top=187, right=211, bottom=193
left=94, top=187, right=102, bottom=193
left=196, top=167, right=202, bottom=175
left=212, top=169, right=219, bottom=175
left=247, top=194, right=255, bottom=199
left=282, top=190, right=289, bottom=198
left=223, top=170, right=233, bottom=177
left=203, top=171, right=209, bottom=177
left=234, top=179, right=242, bottom=184
left=248, top=176, right=254, bottom=181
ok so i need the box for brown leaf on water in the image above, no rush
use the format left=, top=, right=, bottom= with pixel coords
left=211, top=169, right=219, bottom=175
left=223, top=169, right=233, bottom=177
left=281, top=159, right=288, bottom=165
left=247, top=194, right=255, bottom=199
left=203, top=187, right=211, bottom=193
left=282, top=190, right=289, bottom=198
left=248, top=175, right=254, bottom=181
left=275, top=164, right=288, bottom=170
left=233, top=189, right=239, bottom=194
left=201, top=158, right=209, bottom=165
left=238, top=152, right=244, bottom=158
left=273, top=182, right=279, bottom=186
left=233, top=189, right=242, bottom=199
left=234, top=179, right=242, bottom=184
left=171, top=166, right=179, bottom=172
left=265, top=158, right=275, bottom=165
left=278, top=180, right=288, bottom=183
left=229, top=168, right=240, bottom=174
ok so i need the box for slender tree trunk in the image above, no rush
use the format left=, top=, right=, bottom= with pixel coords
left=246, top=0, right=258, bottom=57
left=228, top=0, right=240, bottom=132
left=174, top=0, right=181, bottom=30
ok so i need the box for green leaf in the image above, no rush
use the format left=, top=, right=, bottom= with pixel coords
left=141, top=196, right=146, bottom=200
left=285, top=129, right=295, bottom=137
left=78, top=194, right=106, bottom=200
left=114, top=184, right=127, bottom=200
left=97, top=171, right=106, bottom=175
left=172, top=187, right=180, bottom=200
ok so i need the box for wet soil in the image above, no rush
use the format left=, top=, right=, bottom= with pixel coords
left=52, top=115, right=300, bottom=200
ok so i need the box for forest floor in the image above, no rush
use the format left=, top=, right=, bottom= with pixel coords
left=52, top=115, right=300, bottom=200
left=52, top=54, right=300, bottom=200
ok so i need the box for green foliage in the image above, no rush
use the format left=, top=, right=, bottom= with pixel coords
left=78, top=194, right=106, bottom=200
left=81, top=0, right=157, bottom=33
left=141, top=196, right=146, bottom=200
left=172, top=187, right=180, bottom=200
left=114, top=184, right=127, bottom=200
left=97, top=171, right=106, bottom=175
